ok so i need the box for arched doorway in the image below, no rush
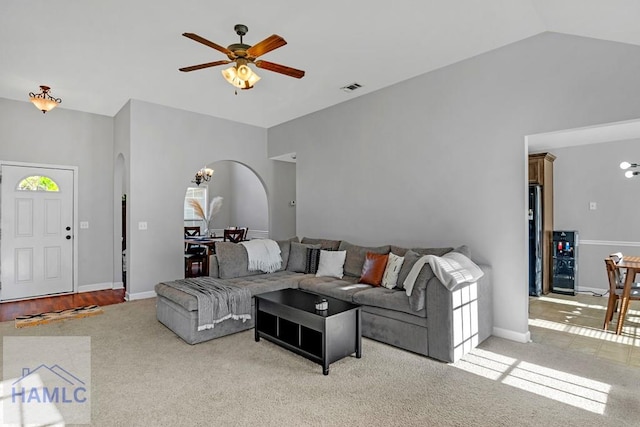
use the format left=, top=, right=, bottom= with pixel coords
left=183, top=160, right=269, bottom=239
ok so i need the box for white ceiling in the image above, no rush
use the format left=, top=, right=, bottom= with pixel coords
left=2, top=0, right=640, bottom=128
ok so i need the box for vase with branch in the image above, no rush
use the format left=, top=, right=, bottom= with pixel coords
left=189, top=196, right=223, bottom=237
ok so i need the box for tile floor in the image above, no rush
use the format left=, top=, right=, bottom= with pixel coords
left=529, top=292, right=640, bottom=367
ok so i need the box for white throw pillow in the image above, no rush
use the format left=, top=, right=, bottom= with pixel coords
left=315, top=250, right=347, bottom=279
left=381, top=252, right=404, bottom=289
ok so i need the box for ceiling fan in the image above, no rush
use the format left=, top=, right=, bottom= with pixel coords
left=179, top=24, right=305, bottom=91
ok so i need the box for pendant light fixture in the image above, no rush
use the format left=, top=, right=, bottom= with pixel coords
left=29, top=85, right=62, bottom=113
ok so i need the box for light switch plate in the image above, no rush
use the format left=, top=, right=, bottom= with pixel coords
left=80, top=221, right=89, bottom=229
left=589, top=202, right=597, bottom=210
left=138, top=221, right=148, bottom=230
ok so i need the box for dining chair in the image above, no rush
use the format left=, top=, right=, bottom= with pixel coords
left=184, top=226, right=200, bottom=237
left=224, top=228, right=244, bottom=243
left=184, top=226, right=207, bottom=277
left=603, top=257, right=640, bottom=330
left=185, top=252, right=206, bottom=277
left=240, top=227, right=249, bottom=241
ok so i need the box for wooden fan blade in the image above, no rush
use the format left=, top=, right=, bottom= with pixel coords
left=255, top=60, right=305, bottom=79
left=246, top=35, right=287, bottom=58
left=179, top=60, right=231, bottom=72
left=183, top=33, right=233, bottom=57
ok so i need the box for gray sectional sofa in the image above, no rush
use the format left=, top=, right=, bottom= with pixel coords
left=155, top=237, right=492, bottom=363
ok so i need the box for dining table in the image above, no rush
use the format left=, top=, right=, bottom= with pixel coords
left=614, top=255, right=640, bottom=335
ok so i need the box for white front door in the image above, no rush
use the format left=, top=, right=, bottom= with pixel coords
left=1, top=164, right=75, bottom=301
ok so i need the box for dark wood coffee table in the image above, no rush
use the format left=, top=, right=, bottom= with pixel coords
left=254, top=289, right=361, bottom=375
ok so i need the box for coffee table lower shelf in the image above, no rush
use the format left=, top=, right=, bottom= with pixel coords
left=254, top=290, right=361, bottom=375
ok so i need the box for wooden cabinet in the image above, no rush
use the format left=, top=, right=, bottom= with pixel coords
left=529, top=153, right=555, bottom=294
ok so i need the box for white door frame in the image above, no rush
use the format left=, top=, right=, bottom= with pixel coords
left=0, top=160, right=79, bottom=298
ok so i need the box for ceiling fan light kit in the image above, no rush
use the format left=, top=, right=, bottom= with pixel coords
left=180, top=24, right=304, bottom=91
left=222, top=58, right=261, bottom=89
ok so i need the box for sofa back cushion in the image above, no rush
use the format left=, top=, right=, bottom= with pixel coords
left=338, top=241, right=390, bottom=277
left=215, top=242, right=262, bottom=279
left=301, top=237, right=341, bottom=250
left=390, top=245, right=453, bottom=257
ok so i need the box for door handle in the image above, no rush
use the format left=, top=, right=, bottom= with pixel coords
left=66, top=235, right=71, bottom=240
left=66, top=226, right=71, bottom=231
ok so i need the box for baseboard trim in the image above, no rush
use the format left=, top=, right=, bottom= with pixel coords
left=492, top=327, right=531, bottom=343
left=113, top=282, right=124, bottom=290
left=78, top=282, right=116, bottom=293
left=580, top=239, right=640, bottom=247
left=573, top=286, right=608, bottom=296
left=126, top=290, right=156, bottom=301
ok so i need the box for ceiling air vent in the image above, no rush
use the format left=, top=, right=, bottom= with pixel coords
left=341, top=82, right=363, bottom=93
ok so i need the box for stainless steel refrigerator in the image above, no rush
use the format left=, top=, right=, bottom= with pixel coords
left=528, top=185, right=542, bottom=296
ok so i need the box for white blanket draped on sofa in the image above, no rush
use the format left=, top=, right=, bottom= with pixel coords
left=240, top=239, right=282, bottom=273
left=403, top=252, right=484, bottom=295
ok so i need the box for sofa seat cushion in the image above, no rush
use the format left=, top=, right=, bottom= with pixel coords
left=352, top=287, right=426, bottom=318
left=155, top=271, right=304, bottom=312
left=298, top=276, right=369, bottom=302
left=224, top=271, right=305, bottom=297
left=155, top=282, right=201, bottom=312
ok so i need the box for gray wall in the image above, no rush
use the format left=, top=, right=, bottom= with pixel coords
left=268, top=160, right=296, bottom=240
left=203, top=160, right=233, bottom=230
left=193, top=160, right=269, bottom=235
left=125, top=100, right=294, bottom=299
left=231, top=162, right=268, bottom=233
left=551, top=138, right=640, bottom=293
left=268, top=32, right=640, bottom=341
left=0, top=97, right=115, bottom=289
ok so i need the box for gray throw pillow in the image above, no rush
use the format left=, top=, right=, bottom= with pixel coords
left=276, top=237, right=300, bottom=271
left=287, top=242, right=321, bottom=273
left=396, top=250, right=422, bottom=290
left=408, top=266, right=435, bottom=311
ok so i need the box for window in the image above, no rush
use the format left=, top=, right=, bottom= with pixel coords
left=17, top=175, right=60, bottom=192
left=184, top=187, right=207, bottom=220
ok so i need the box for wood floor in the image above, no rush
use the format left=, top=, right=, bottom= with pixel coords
left=0, top=289, right=126, bottom=322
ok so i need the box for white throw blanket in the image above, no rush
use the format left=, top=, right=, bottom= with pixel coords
left=403, top=252, right=484, bottom=296
left=239, top=239, right=282, bottom=273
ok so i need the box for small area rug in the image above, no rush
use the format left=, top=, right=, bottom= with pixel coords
left=14, top=305, right=103, bottom=328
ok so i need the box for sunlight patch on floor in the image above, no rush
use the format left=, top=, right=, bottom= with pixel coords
left=455, top=349, right=610, bottom=415
left=534, top=295, right=640, bottom=316
left=529, top=318, right=640, bottom=347
left=0, top=376, right=65, bottom=426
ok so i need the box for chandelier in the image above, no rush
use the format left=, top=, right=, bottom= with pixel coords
left=192, top=167, right=214, bottom=186
left=620, top=161, right=639, bottom=178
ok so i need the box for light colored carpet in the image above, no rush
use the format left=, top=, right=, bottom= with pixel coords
left=1, top=298, right=638, bottom=426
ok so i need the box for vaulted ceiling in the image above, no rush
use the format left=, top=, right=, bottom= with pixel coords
left=1, top=1, right=639, bottom=128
